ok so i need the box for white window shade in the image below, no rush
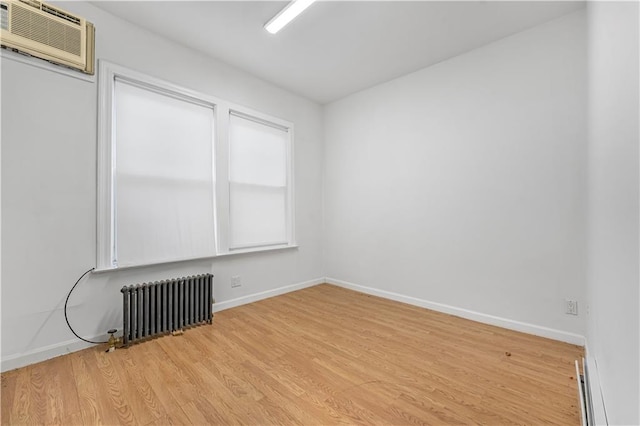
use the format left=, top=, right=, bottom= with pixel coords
left=229, top=184, right=287, bottom=247
left=113, top=79, right=216, bottom=267
left=229, top=113, right=291, bottom=249
left=229, top=115, right=287, bottom=186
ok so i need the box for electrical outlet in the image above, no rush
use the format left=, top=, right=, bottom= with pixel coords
left=231, top=275, right=241, bottom=288
left=565, top=299, right=578, bottom=315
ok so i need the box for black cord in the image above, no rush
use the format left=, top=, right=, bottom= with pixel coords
left=64, top=267, right=108, bottom=344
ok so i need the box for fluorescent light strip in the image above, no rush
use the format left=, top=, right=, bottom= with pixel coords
left=264, top=0, right=317, bottom=34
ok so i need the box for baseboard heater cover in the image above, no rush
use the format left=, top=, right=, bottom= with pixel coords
left=121, top=273, right=213, bottom=346
left=576, top=358, right=595, bottom=426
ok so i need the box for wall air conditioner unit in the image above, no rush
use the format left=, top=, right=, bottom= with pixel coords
left=0, top=0, right=95, bottom=74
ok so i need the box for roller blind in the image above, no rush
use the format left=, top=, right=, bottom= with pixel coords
left=113, top=79, right=216, bottom=267
left=228, top=112, right=289, bottom=249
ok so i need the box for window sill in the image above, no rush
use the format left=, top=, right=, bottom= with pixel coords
left=222, top=243, right=299, bottom=257
left=93, top=244, right=299, bottom=273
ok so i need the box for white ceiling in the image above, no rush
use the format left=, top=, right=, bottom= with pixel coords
left=93, top=1, right=584, bottom=104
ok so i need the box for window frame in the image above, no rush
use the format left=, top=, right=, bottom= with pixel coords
left=226, top=109, right=295, bottom=252
left=97, top=61, right=296, bottom=271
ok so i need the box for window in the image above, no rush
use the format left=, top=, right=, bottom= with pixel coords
left=98, top=64, right=217, bottom=269
left=97, top=62, right=295, bottom=270
left=228, top=112, right=292, bottom=250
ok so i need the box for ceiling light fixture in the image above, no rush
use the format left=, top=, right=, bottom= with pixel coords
left=264, top=0, right=317, bottom=34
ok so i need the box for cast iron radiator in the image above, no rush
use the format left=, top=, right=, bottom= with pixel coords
left=120, top=274, right=213, bottom=346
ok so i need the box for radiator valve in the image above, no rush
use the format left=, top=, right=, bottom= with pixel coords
left=107, top=329, right=121, bottom=352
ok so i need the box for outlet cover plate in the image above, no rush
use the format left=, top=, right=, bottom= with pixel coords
left=565, top=299, right=578, bottom=315
left=231, top=275, right=241, bottom=288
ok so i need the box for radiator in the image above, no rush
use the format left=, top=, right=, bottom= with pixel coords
left=120, top=274, right=213, bottom=346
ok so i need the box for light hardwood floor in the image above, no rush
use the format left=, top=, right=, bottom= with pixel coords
left=1, top=284, right=584, bottom=425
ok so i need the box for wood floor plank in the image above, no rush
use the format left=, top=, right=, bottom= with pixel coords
left=59, top=410, right=83, bottom=425
left=45, top=355, right=81, bottom=420
left=1, top=284, right=583, bottom=425
left=235, top=359, right=337, bottom=424
left=0, top=371, right=18, bottom=425
left=117, top=348, right=167, bottom=424
left=70, top=353, right=105, bottom=425
left=29, top=363, right=51, bottom=425
left=92, top=347, right=139, bottom=425
left=10, top=366, right=38, bottom=426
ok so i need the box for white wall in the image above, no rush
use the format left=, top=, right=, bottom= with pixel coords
left=586, top=2, right=640, bottom=424
left=324, top=11, right=587, bottom=338
left=1, top=2, right=324, bottom=369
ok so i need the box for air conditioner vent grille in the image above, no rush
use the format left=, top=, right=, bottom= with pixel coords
left=12, top=2, right=81, bottom=56
left=41, top=4, right=80, bottom=26
left=17, top=0, right=38, bottom=9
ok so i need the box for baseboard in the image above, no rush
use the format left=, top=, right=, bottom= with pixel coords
left=584, top=344, right=609, bottom=425
left=1, top=277, right=325, bottom=373
left=214, top=277, right=324, bottom=312
left=326, top=277, right=586, bottom=346
left=1, top=335, right=101, bottom=373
